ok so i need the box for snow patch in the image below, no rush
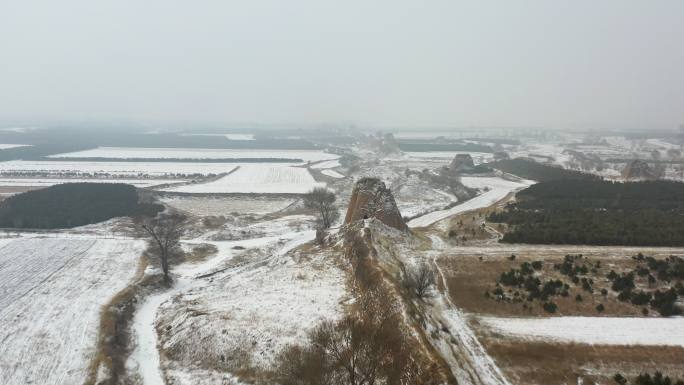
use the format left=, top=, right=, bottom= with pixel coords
left=478, top=316, right=684, bottom=346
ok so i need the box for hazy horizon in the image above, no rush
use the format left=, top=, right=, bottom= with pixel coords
left=2, top=1, right=683, bottom=130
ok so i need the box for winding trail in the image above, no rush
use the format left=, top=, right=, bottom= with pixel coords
left=127, top=231, right=315, bottom=385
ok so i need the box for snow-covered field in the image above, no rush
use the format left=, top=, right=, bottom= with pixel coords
left=321, top=169, right=344, bottom=178
left=310, top=159, right=341, bottom=169
left=160, top=196, right=295, bottom=216
left=161, top=165, right=325, bottom=194
left=0, top=178, right=184, bottom=188
left=0, top=236, right=145, bottom=385
left=49, top=147, right=338, bottom=162
left=477, top=316, right=684, bottom=346
left=407, top=177, right=533, bottom=228
left=225, top=134, right=255, bottom=141
left=0, top=160, right=241, bottom=176
left=404, top=151, right=494, bottom=165
left=0, top=143, right=31, bottom=149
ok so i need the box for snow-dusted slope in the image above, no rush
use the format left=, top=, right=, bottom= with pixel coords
left=0, top=237, right=145, bottom=385
left=127, top=223, right=345, bottom=384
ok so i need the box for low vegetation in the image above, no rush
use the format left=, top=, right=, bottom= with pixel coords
left=484, top=253, right=683, bottom=316
left=614, top=372, right=684, bottom=385
left=0, top=183, right=162, bottom=229
left=490, top=180, right=684, bottom=246
left=398, top=140, right=493, bottom=153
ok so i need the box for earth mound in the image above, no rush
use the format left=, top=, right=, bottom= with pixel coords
left=344, top=177, right=407, bottom=231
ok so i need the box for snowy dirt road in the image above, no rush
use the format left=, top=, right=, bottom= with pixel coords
left=0, top=237, right=145, bottom=385
left=407, top=177, right=532, bottom=228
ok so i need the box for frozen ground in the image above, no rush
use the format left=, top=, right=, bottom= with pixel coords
left=162, top=165, right=325, bottom=194
left=407, top=177, right=533, bottom=228
left=49, top=147, right=338, bottom=162
left=0, top=237, right=145, bottom=385
left=477, top=316, right=684, bottom=346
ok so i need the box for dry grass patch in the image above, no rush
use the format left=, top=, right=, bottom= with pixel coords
left=480, top=337, right=684, bottom=385
left=438, top=250, right=680, bottom=317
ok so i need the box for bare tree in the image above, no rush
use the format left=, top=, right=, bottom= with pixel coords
left=303, top=187, right=339, bottom=229
left=138, top=213, right=186, bottom=285
left=405, top=263, right=435, bottom=299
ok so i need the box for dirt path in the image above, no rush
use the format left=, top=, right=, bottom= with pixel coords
left=427, top=234, right=511, bottom=385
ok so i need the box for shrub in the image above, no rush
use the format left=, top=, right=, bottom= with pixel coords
left=631, top=291, right=652, bottom=306
left=404, top=263, right=435, bottom=299
left=542, top=301, right=557, bottom=313
left=613, top=373, right=627, bottom=385
left=596, top=303, right=605, bottom=312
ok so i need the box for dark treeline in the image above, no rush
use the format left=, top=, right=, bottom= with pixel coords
left=490, top=180, right=684, bottom=246
left=0, top=183, right=162, bottom=229
left=53, top=157, right=304, bottom=163
left=487, top=158, right=600, bottom=182
left=398, top=141, right=494, bottom=153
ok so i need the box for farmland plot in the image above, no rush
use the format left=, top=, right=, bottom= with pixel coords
left=0, top=144, right=31, bottom=149
left=160, top=196, right=295, bottom=216
left=0, top=177, right=184, bottom=188
left=49, top=147, right=338, bottom=162
left=0, top=237, right=145, bottom=385
left=162, top=165, right=325, bottom=194
left=0, top=160, right=239, bottom=177
left=321, top=169, right=344, bottom=178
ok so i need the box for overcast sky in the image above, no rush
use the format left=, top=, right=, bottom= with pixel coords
left=1, top=1, right=683, bottom=130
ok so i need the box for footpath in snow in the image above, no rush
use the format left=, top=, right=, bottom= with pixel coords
left=407, top=177, right=533, bottom=228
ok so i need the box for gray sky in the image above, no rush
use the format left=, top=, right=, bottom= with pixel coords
left=1, top=1, right=683, bottom=130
